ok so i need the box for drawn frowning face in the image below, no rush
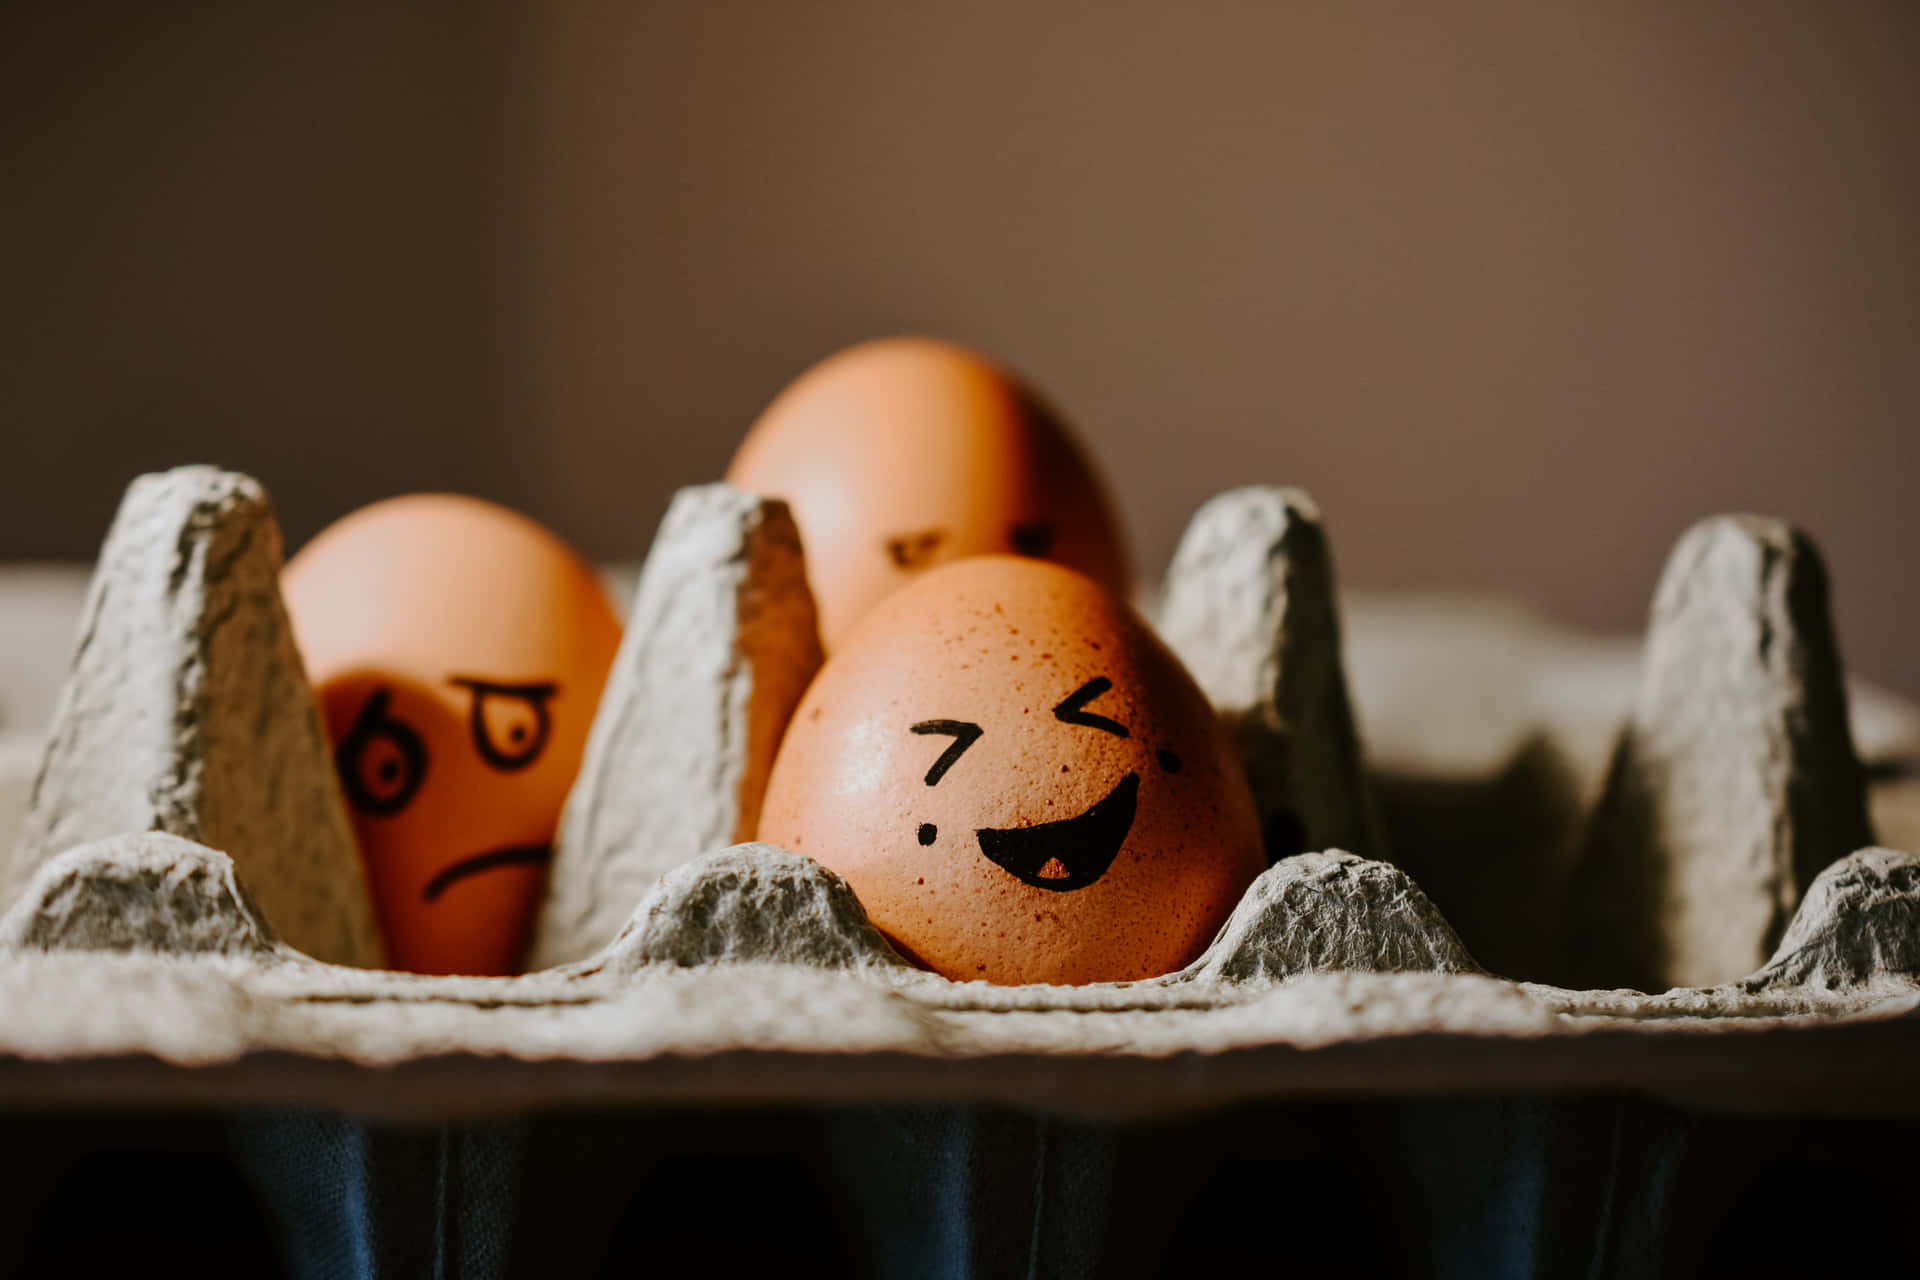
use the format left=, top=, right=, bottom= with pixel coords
left=756, top=557, right=1263, bottom=986
left=283, top=495, right=622, bottom=975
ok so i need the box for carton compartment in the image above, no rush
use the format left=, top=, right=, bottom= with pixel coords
left=4, top=466, right=1920, bottom=1277
left=0, top=465, right=1916, bottom=1116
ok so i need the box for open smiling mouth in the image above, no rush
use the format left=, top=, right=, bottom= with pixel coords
left=421, top=843, right=553, bottom=903
left=975, top=773, right=1139, bottom=892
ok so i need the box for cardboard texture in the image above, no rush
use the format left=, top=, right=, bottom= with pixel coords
left=1568, top=515, right=1875, bottom=992
left=528, top=485, right=821, bottom=969
left=3, top=470, right=1920, bottom=1278
left=1157, top=485, right=1390, bottom=864
left=0, top=470, right=1915, bottom=1102
left=2, top=467, right=380, bottom=969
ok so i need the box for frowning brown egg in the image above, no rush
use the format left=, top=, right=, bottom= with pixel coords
left=283, top=495, right=622, bottom=975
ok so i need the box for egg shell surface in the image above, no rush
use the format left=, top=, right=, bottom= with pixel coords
left=757, top=556, right=1264, bottom=986
left=725, top=336, right=1131, bottom=651
left=282, top=494, right=622, bottom=976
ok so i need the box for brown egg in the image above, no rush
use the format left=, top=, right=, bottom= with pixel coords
left=725, top=336, right=1131, bottom=651
left=282, top=495, right=622, bottom=975
left=757, top=556, right=1263, bottom=985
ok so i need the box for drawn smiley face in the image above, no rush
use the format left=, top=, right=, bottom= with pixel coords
left=909, top=677, right=1184, bottom=894
left=756, top=557, right=1263, bottom=986
left=284, top=495, right=622, bottom=975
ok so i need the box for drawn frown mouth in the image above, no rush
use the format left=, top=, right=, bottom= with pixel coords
left=422, top=843, right=552, bottom=902
left=975, top=772, right=1139, bottom=892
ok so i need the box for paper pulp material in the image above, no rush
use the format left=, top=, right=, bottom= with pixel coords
left=0, top=471, right=1915, bottom=1124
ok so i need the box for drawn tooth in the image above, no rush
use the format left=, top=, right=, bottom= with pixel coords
left=1157, top=485, right=1389, bottom=863
left=4, top=465, right=382, bottom=968
left=527, top=484, right=823, bottom=970
left=1567, top=515, right=1874, bottom=991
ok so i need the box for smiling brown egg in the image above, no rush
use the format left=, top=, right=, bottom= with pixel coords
left=756, top=556, right=1263, bottom=985
left=282, top=495, right=622, bottom=975
left=725, top=337, right=1131, bottom=651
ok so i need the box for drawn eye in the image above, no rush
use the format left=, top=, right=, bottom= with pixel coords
left=909, top=719, right=983, bottom=785
left=884, top=527, right=947, bottom=570
left=1052, top=677, right=1129, bottom=738
left=1010, top=521, right=1056, bottom=557
left=450, top=678, right=557, bottom=772
left=337, top=688, right=427, bottom=817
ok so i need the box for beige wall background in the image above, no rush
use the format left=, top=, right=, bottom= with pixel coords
left=4, top=2, right=1917, bottom=694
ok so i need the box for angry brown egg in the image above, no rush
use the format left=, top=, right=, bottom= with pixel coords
left=282, top=495, right=622, bottom=976
left=756, top=556, right=1263, bottom=985
left=725, top=336, right=1131, bottom=651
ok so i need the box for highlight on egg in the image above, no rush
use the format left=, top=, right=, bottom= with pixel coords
left=755, top=556, right=1264, bottom=986
left=282, top=494, right=622, bottom=976
left=725, top=336, right=1131, bottom=651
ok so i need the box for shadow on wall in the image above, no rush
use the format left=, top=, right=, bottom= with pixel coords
left=3, top=2, right=1919, bottom=696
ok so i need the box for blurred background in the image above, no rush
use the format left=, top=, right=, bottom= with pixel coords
left=3, top=1, right=1916, bottom=694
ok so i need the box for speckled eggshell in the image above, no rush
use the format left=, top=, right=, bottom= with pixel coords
left=757, top=556, right=1264, bottom=986
left=283, top=495, right=622, bottom=976
left=725, top=336, right=1131, bottom=651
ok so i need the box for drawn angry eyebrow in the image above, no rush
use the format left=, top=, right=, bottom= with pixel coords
left=909, top=719, right=984, bottom=785
left=1052, top=677, right=1130, bottom=737
left=447, top=677, right=560, bottom=699
left=885, top=527, right=947, bottom=570
left=447, top=677, right=560, bottom=772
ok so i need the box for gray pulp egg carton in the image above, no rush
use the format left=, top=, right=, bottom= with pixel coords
left=3, top=465, right=1920, bottom=1279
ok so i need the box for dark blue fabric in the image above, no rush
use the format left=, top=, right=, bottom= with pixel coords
left=0, top=1113, right=281, bottom=1277
left=8, top=1098, right=1920, bottom=1278
left=821, top=1109, right=1119, bottom=1280
left=225, top=1111, right=524, bottom=1280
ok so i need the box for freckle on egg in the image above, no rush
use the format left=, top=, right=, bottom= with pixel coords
left=751, top=556, right=1262, bottom=986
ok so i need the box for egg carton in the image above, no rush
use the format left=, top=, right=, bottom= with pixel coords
left=2, top=465, right=1919, bottom=1279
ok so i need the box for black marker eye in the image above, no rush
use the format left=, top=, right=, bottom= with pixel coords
left=910, top=719, right=983, bottom=785
left=1052, top=677, right=1129, bottom=738
left=918, top=823, right=937, bottom=845
left=1157, top=749, right=1182, bottom=773
left=1010, top=521, right=1056, bottom=557
left=450, top=678, right=557, bottom=772
left=884, top=527, right=947, bottom=570
left=337, top=688, right=427, bottom=817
